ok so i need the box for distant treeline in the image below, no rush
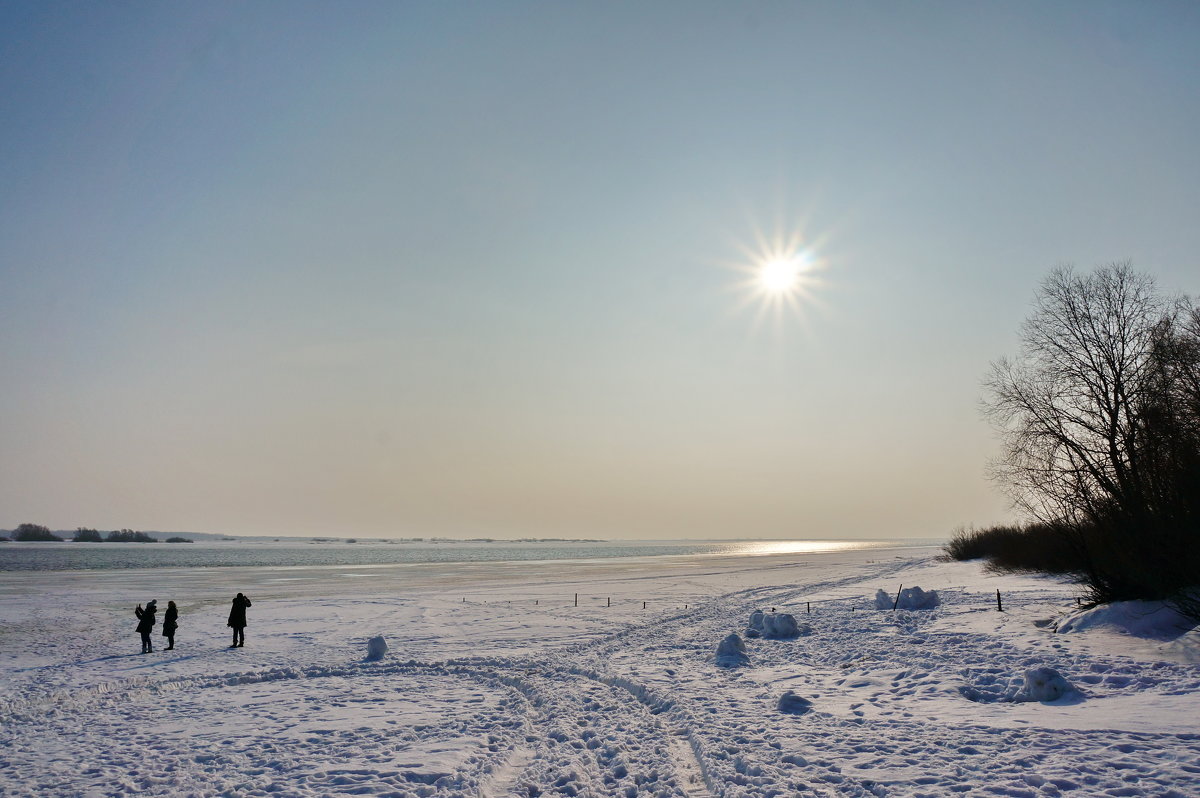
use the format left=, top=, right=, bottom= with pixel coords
left=0, top=523, right=191, bottom=543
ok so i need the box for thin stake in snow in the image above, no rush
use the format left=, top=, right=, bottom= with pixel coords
left=996, top=589, right=1003, bottom=612
left=893, top=584, right=903, bottom=611
left=574, top=593, right=578, bottom=607
left=607, top=597, right=610, bottom=607
left=807, top=602, right=811, bottom=614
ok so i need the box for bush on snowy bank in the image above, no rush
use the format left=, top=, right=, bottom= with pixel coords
left=944, top=523, right=1101, bottom=575
left=945, top=521, right=1200, bottom=620
left=874, top=586, right=940, bottom=610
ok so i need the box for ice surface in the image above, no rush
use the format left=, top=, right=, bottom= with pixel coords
left=3, top=542, right=1200, bottom=796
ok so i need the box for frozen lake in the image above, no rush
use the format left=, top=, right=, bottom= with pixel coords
left=3, top=543, right=1200, bottom=797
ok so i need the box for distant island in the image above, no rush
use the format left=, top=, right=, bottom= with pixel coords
left=0, top=524, right=190, bottom=543
left=1, top=524, right=602, bottom=545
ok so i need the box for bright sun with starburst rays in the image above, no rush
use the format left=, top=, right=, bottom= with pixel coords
left=758, top=254, right=807, bottom=296
left=726, top=227, right=826, bottom=331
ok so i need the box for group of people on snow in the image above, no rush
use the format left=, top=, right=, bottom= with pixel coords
left=133, top=593, right=252, bottom=653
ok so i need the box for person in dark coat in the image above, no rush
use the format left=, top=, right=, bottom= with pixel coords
left=227, top=593, right=251, bottom=647
left=134, top=599, right=157, bottom=653
left=161, top=601, right=178, bottom=650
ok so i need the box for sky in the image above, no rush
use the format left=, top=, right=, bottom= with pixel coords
left=2, top=1, right=1199, bottom=540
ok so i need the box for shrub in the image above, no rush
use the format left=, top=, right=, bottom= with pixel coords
left=943, top=523, right=1082, bottom=575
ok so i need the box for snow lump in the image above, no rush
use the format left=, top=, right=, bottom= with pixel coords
left=875, top=586, right=940, bottom=610
left=715, top=633, right=750, bottom=667
left=1019, top=667, right=1075, bottom=702
left=746, top=610, right=809, bottom=639
left=366, top=635, right=388, bottom=661
left=777, top=691, right=814, bottom=715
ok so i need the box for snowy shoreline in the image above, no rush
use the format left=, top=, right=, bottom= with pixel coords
left=3, top=546, right=1199, bottom=796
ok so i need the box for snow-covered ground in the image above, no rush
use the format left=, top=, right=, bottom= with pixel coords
left=2, top=545, right=1199, bottom=797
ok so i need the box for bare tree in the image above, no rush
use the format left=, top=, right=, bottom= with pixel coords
left=985, top=262, right=1162, bottom=526
left=984, top=263, right=1200, bottom=607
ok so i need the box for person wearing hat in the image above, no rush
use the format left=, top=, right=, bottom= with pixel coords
left=134, top=599, right=157, bottom=654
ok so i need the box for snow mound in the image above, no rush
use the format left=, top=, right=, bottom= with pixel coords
left=875, top=586, right=940, bottom=610
left=960, top=666, right=1080, bottom=704
left=777, top=691, right=813, bottom=715
left=746, top=610, right=809, bottom=639
left=1018, top=667, right=1076, bottom=702
left=366, top=635, right=388, bottom=661
left=746, top=610, right=764, bottom=638
left=715, top=633, right=750, bottom=667
left=1057, top=600, right=1197, bottom=640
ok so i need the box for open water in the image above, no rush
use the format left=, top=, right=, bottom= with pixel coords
left=0, top=538, right=937, bottom=572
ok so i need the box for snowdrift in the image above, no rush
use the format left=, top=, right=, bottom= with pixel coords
left=777, top=691, right=814, bottom=715
left=715, top=633, right=750, bottom=667
left=1056, top=600, right=1197, bottom=640
left=366, top=635, right=388, bottom=661
left=875, top=586, right=940, bottom=610
left=1019, top=667, right=1076, bottom=702
left=746, top=610, right=810, bottom=639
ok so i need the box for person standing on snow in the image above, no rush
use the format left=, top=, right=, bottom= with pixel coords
left=161, top=600, right=178, bottom=651
left=134, top=599, right=157, bottom=653
left=227, top=593, right=252, bottom=648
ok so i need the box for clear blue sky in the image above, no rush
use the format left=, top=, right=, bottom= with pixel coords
left=2, top=1, right=1198, bottom=539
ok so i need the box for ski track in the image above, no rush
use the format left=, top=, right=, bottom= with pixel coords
left=3, top=557, right=1200, bottom=796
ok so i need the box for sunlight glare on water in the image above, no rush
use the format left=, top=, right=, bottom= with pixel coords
left=719, top=540, right=880, bottom=557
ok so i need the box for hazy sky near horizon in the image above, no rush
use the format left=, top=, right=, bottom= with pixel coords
left=3, top=1, right=1199, bottom=540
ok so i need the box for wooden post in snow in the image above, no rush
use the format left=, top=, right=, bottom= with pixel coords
left=996, top=589, right=1003, bottom=612
left=892, top=584, right=903, bottom=611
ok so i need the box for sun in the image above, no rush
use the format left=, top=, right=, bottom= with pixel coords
left=758, top=255, right=806, bottom=295
left=724, top=226, right=828, bottom=332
